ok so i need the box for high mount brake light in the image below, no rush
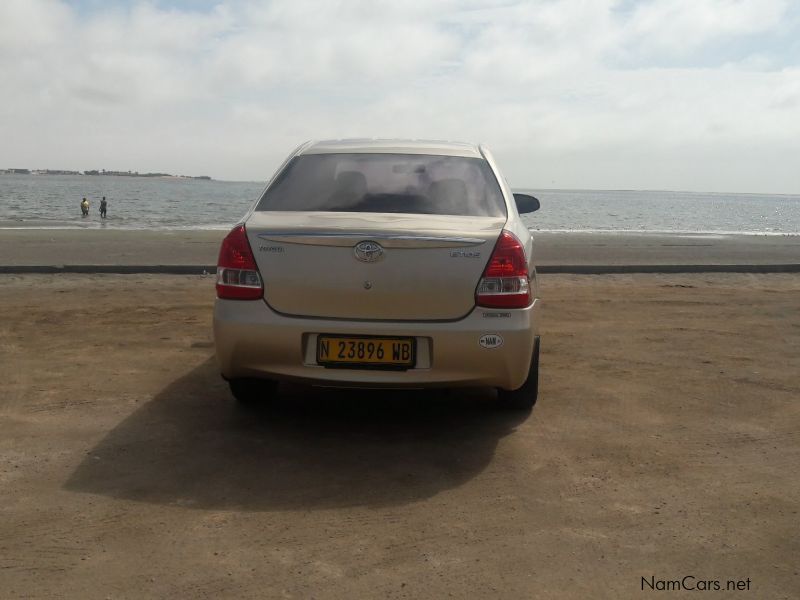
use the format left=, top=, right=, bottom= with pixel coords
left=216, top=224, right=263, bottom=300
left=475, top=230, right=531, bottom=309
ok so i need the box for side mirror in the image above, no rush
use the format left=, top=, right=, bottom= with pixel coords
left=513, top=193, right=540, bottom=214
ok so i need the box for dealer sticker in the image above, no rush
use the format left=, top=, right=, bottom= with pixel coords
left=479, top=334, right=504, bottom=349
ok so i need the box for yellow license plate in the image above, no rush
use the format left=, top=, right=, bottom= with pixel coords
left=317, top=335, right=415, bottom=369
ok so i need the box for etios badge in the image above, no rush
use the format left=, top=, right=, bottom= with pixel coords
left=354, top=241, right=384, bottom=263
left=479, top=334, right=504, bottom=349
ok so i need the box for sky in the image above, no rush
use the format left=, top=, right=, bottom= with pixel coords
left=1, top=0, right=798, bottom=193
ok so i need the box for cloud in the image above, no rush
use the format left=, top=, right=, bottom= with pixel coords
left=0, top=0, right=798, bottom=192
left=625, top=0, right=789, bottom=49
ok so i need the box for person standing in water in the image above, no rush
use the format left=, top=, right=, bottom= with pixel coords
left=99, top=196, right=107, bottom=218
left=80, top=197, right=89, bottom=216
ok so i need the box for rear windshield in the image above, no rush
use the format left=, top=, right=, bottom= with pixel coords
left=255, top=153, right=506, bottom=217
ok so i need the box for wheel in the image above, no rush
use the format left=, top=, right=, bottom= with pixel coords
left=228, top=378, right=277, bottom=405
left=498, top=336, right=540, bottom=410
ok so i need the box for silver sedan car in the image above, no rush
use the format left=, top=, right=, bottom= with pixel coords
left=213, top=139, right=541, bottom=408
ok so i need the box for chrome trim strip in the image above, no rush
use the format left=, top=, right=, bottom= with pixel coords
left=257, top=232, right=487, bottom=248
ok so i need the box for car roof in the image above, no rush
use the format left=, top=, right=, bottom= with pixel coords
left=298, top=138, right=484, bottom=158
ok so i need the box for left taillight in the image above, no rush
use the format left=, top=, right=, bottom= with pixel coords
left=216, top=224, right=263, bottom=300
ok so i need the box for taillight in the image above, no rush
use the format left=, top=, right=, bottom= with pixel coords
left=216, top=224, right=263, bottom=300
left=475, top=230, right=531, bottom=309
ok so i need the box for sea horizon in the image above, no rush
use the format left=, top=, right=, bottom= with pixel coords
left=1, top=173, right=798, bottom=235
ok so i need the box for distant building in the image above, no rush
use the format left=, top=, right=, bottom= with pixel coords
left=32, top=169, right=82, bottom=175
left=0, top=167, right=211, bottom=179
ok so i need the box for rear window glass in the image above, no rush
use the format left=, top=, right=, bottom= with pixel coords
left=255, top=153, right=506, bottom=217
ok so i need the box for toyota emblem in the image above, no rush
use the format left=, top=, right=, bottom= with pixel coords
left=354, top=240, right=384, bottom=263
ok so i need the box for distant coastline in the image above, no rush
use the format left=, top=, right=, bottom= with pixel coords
left=0, top=168, right=211, bottom=180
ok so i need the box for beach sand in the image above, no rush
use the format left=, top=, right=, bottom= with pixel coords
left=1, top=273, right=798, bottom=598
left=0, top=228, right=798, bottom=268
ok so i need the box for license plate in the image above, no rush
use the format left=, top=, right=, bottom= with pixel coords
left=316, top=335, right=415, bottom=369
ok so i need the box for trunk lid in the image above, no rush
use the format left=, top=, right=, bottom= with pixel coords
left=246, top=211, right=505, bottom=320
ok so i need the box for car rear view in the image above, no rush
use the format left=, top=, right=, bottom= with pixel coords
left=213, top=140, right=540, bottom=408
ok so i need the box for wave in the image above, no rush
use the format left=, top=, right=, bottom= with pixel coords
left=528, top=228, right=800, bottom=237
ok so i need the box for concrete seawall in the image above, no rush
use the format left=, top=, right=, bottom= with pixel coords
left=0, top=229, right=797, bottom=274
left=2, top=264, right=799, bottom=275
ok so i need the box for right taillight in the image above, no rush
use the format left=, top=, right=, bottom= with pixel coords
left=216, top=224, right=263, bottom=300
left=475, top=230, right=531, bottom=309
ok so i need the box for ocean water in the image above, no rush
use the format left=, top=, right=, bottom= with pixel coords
left=0, top=174, right=798, bottom=235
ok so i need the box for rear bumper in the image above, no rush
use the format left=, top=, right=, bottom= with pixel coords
left=213, top=298, right=539, bottom=390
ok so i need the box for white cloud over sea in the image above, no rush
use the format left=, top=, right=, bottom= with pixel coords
left=1, top=0, right=798, bottom=192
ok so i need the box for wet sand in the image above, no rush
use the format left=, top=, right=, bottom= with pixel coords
left=0, top=229, right=798, bottom=269
left=1, top=273, right=798, bottom=598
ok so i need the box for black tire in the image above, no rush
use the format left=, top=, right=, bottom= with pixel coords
left=498, top=336, right=540, bottom=410
left=228, top=378, right=277, bottom=406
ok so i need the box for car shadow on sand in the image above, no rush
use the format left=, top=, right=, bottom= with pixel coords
left=65, top=357, right=531, bottom=511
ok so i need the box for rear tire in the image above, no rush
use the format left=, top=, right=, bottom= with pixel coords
left=498, top=336, right=540, bottom=410
left=228, top=378, right=277, bottom=406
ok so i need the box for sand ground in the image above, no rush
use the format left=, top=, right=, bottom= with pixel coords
left=1, top=274, right=798, bottom=598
